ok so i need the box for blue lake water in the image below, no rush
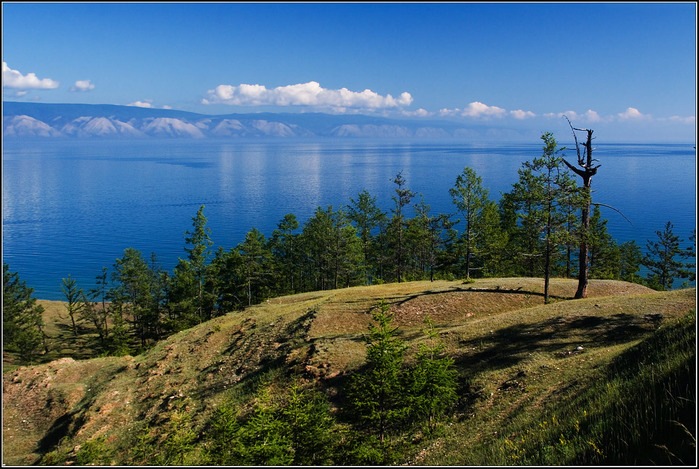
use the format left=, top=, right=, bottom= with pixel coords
left=2, top=139, right=696, bottom=300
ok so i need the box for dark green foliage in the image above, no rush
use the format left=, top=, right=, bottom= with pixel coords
left=183, top=205, right=214, bottom=323
left=61, top=275, right=84, bottom=338
left=83, top=267, right=111, bottom=348
left=618, top=240, right=643, bottom=282
left=3, top=263, right=47, bottom=363
left=204, top=383, right=337, bottom=465
left=642, top=221, right=691, bottom=290
left=207, top=246, right=244, bottom=314
left=301, top=205, right=361, bottom=291
left=406, top=317, right=459, bottom=433
left=110, top=248, right=162, bottom=349
left=347, top=189, right=387, bottom=285
left=588, top=205, right=620, bottom=279
left=129, top=403, right=198, bottom=465
left=388, top=171, right=416, bottom=282
left=508, top=133, right=581, bottom=302
left=349, top=301, right=409, bottom=446
left=281, top=383, right=337, bottom=464
left=450, top=166, right=490, bottom=279
left=238, top=227, right=273, bottom=306
left=476, top=200, right=509, bottom=277
left=407, top=196, right=453, bottom=282
left=269, top=213, right=302, bottom=294
left=75, top=436, right=112, bottom=465
left=347, top=304, right=459, bottom=464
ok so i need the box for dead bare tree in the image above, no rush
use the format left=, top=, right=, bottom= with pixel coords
left=561, top=117, right=599, bottom=299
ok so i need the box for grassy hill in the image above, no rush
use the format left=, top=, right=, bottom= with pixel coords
left=3, top=278, right=696, bottom=465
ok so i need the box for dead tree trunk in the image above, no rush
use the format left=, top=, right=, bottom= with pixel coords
left=561, top=117, right=599, bottom=299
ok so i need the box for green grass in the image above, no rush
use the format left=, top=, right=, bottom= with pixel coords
left=2, top=279, right=695, bottom=466
left=416, top=309, right=696, bottom=465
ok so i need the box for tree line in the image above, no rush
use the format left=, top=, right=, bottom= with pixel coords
left=3, top=132, right=696, bottom=363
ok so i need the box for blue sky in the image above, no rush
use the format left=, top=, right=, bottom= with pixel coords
left=2, top=2, right=696, bottom=142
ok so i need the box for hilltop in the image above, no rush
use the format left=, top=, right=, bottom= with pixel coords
left=2, top=277, right=696, bottom=465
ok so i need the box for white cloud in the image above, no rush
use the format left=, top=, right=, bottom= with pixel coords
left=70, top=79, right=95, bottom=92
left=127, top=100, right=153, bottom=108
left=440, top=101, right=508, bottom=119
left=2, top=62, right=59, bottom=89
left=510, top=109, right=536, bottom=119
left=544, top=109, right=602, bottom=122
left=617, top=107, right=651, bottom=120
left=202, top=81, right=413, bottom=109
left=462, top=101, right=507, bottom=118
left=402, top=108, right=432, bottom=117
left=126, top=100, right=173, bottom=110
left=663, top=115, right=695, bottom=124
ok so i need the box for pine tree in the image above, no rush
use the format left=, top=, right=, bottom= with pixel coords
left=476, top=200, right=509, bottom=277
left=111, top=248, right=155, bottom=349
left=269, top=213, right=301, bottom=294
left=62, top=275, right=84, bottom=338
left=588, top=205, right=620, bottom=279
left=409, top=196, right=452, bottom=281
left=281, top=383, right=337, bottom=465
left=349, top=301, right=408, bottom=445
left=618, top=240, right=643, bottom=283
left=389, top=172, right=415, bottom=283
left=183, top=205, right=213, bottom=323
left=510, top=133, right=580, bottom=302
left=642, top=221, right=688, bottom=290
left=347, top=190, right=387, bottom=285
left=3, top=263, right=47, bottom=363
left=450, top=166, right=489, bottom=279
left=405, top=317, right=458, bottom=433
left=238, top=228, right=272, bottom=306
left=208, top=247, right=244, bottom=314
left=87, top=266, right=111, bottom=343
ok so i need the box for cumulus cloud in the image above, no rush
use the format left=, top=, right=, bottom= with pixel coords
left=202, top=81, right=413, bottom=109
left=510, top=109, right=536, bottom=119
left=663, top=115, right=695, bottom=124
left=402, top=108, right=432, bottom=117
left=544, top=109, right=602, bottom=122
left=70, top=79, right=95, bottom=92
left=2, top=62, right=59, bottom=89
left=127, top=100, right=174, bottom=109
left=617, top=107, right=651, bottom=120
left=461, top=101, right=507, bottom=118
left=127, top=100, right=153, bottom=108
left=440, top=101, right=508, bottom=119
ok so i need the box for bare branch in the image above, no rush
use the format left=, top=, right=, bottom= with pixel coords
left=592, top=202, right=634, bottom=226
left=564, top=116, right=582, bottom=164
left=562, top=158, right=586, bottom=178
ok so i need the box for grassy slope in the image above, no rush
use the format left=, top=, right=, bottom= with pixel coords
left=2, top=278, right=695, bottom=465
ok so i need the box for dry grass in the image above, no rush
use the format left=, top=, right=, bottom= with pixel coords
left=2, top=278, right=693, bottom=466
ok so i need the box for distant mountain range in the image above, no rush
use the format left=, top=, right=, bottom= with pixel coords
left=3, top=101, right=487, bottom=139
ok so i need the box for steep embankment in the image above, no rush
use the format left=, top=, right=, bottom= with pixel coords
left=2, top=278, right=695, bottom=465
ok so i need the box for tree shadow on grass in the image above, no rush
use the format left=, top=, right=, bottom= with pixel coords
left=454, top=312, right=657, bottom=374
left=392, top=286, right=569, bottom=309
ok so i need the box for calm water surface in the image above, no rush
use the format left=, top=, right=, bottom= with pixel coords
left=3, top=139, right=696, bottom=299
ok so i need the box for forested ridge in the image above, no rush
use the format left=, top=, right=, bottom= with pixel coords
left=4, top=132, right=695, bottom=362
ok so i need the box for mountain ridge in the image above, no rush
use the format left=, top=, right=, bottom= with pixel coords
left=2, top=101, right=489, bottom=139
